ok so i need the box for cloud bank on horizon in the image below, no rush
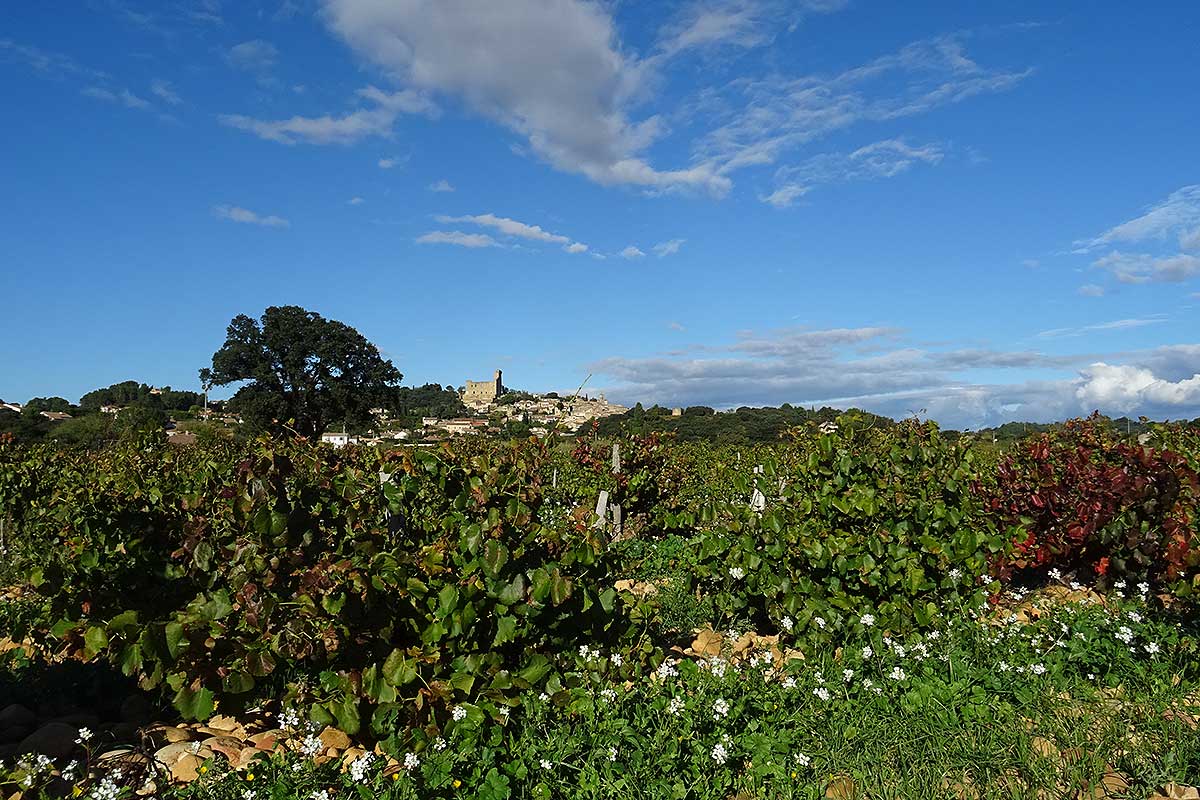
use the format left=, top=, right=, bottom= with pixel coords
left=1, top=1, right=1198, bottom=428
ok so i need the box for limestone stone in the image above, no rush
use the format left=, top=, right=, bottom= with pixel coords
left=202, top=736, right=245, bottom=762
left=171, top=753, right=204, bottom=782
left=155, top=741, right=213, bottom=765
left=248, top=730, right=283, bottom=752
left=318, top=726, right=351, bottom=751
left=145, top=725, right=193, bottom=745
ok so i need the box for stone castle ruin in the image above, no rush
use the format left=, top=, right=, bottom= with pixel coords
left=462, top=369, right=504, bottom=407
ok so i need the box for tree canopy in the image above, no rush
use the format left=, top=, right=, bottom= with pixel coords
left=201, top=306, right=402, bottom=438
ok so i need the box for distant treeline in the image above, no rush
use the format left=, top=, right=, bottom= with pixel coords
left=593, top=403, right=893, bottom=443
left=594, top=403, right=1194, bottom=445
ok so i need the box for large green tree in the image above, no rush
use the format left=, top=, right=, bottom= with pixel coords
left=200, top=306, right=402, bottom=438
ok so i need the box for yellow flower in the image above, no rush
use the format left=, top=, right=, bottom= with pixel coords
left=72, top=789, right=83, bottom=798
left=453, top=779, right=462, bottom=789
left=246, top=774, right=255, bottom=781
left=791, top=772, right=797, bottom=779
left=200, top=766, right=208, bottom=774
left=392, top=773, right=399, bottom=782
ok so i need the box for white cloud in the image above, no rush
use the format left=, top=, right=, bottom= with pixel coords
left=588, top=326, right=1200, bottom=427
left=653, top=239, right=685, bottom=257
left=150, top=78, right=182, bottom=105
left=620, top=245, right=645, bottom=259
left=1, top=38, right=109, bottom=80
left=321, top=0, right=730, bottom=195
left=1077, top=185, right=1200, bottom=251
left=1077, top=283, right=1105, bottom=297
left=1074, top=363, right=1200, bottom=414
left=348, top=196, right=364, bottom=205
left=435, top=213, right=589, bottom=252
left=1093, top=251, right=1200, bottom=284
left=213, top=204, right=289, bottom=227
left=694, top=34, right=1031, bottom=178
left=82, top=86, right=152, bottom=110
left=428, top=179, right=455, bottom=192
left=1037, top=317, right=1167, bottom=339
left=668, top=321, right=686, bottom=331
left=416, top=230, right=498, bottom=248
left=654, top=0, right=844, bottom=59
left=378, top=156, right=401, bottom=169
left=226, top=39, right=278, bottom=72
left=219, top=85, right=435, bottom=145
left=763, top=138, right=943, bottom=206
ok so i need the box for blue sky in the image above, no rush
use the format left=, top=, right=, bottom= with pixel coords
left=2, top=1, right=1198, bottom=427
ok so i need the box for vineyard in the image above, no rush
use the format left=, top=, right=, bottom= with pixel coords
left=1, top=415, right=1199, bottom=799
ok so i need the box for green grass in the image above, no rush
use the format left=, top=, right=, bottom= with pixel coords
left=5, top=591, right=1196, bottom=800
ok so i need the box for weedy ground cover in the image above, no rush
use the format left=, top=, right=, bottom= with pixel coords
left=0, top=416, right=1197, bottom=798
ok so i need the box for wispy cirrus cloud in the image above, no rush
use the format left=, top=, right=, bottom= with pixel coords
left=435, top=213, right=589, bottom=253
left=428, top=179, right=455, bottom=192
left=620, top=245, right=646, bottom=259
left=652, top=239, right=685, bottom=257
left=694, top=33, right=1031, bottom=179
left=212, top=204, right=289, bottom=228
left=225, top=39, right=278, bottom=72
left=82, top=86, right=151, bottom=110
left=763, top=138, right=944, bottom=207
left=416, top=230, right=498, bottom=248
left=1074, top=185, right=1200, bottom=288
left=219, top=85, right=436, bottom=145
left=653, top=0, right=846, bottom=59
left=1035, top=317, right=1168, bottom=339
left=149, top=78, right=182, bottom=105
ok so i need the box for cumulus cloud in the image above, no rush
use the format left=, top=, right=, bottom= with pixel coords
left=1075, top=363, right=1200, bottom=415
left=219, top=85, right=435, bottom=145
left=620, top=245, right=646, bottom=259
left=428, top=179, right=455, bottom=192
left=1078, top=283, right=1105, bottom=297
left=378, top=156, right=402, bottom=169
left=653, top=239, right=685, bottom=257
left=588, top=326, right=1200, bottom=427
left=416, top=230, right=498, bottom=248
left=212, top=204, right=289, bottom=227
left=763, top=138, right=944, bottom=207
left=347, top=196, right=364, bottom=205
left=320, top=0, right=730, bottom=195
left=565, top=242, right=589, bottom=254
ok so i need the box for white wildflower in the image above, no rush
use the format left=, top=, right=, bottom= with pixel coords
left=889, top=667, right=907, bottom=681
left=860, top=613, right=875, bottom=627
left=711, top=743, right=729, bottom=765
left=452, top=706, right=468, bottom=721
left=729, top=566, right=745, bottom=580
left=712, top=698, right=730, bottom=719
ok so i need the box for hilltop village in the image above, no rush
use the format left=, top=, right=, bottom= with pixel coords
left=321, top=369, right=628, bottom=446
